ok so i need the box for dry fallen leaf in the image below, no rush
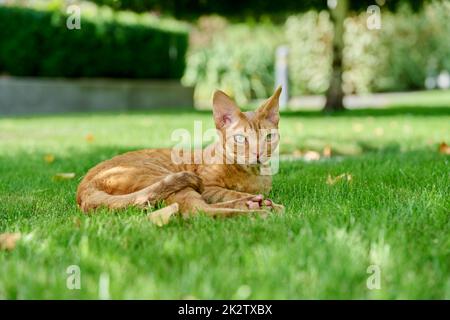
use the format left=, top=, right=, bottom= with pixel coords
left=403, top=124, right=412, bottom=134
left=148, top=203, right=179, bottom=227
left=44, top=154, right=55, bottom=164
left=352, top=123, right=363, bottom=133
left=85, top=133, right=95, bottom=142
left=53, top=172, right=76, bottom=180
left=323, top=145, right=332, bottom=158
left=73, top=217, right=82, bottom=228
left=0, top=233, right=21, bottom=251
left=303, top=150, right=321, bottom=161
left=327, top=173, right=353, bottom=186
left=374, top=127, right=384, bottom=137
left=389, top=121, right=398, bottom=128
left=438, top=142, right=450, bottom=155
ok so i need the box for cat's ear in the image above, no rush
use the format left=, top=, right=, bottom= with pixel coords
left=212, top=90, right=241, bottom=129
left=257, top=86, right=281, bottom=125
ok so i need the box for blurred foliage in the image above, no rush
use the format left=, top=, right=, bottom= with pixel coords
left=372, top=2, right=450, bottom=92
left=285, top=11, right=333, bottom=96
left=184, top=1, right=450, bottom=104
left=87, top=0, right=329, bottom=16
left=0, top=4, right=189, bottom=79
left=182, top=17, right=282, bottom=105
left=88, top=0, right=426, bottom=16
left=1, top=0, right=444, bottom=104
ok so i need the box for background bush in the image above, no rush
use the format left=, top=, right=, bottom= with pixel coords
left=86, top=0, right=329, bottom=16
left=285, top=10, right=332, bottom=96
left=183, top=1, right=450, bottom=105
left=88, top=0, right=426, bottom=16
left=2, top=1, right=449, bottom=104
left=182, top=17, right=282, bottom=106
left=0, top=5, right=189, bottom=79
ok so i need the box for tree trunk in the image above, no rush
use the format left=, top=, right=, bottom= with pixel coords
left=324, top=0, right=348, bottom=112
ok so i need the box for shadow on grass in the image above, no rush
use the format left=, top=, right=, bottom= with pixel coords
left=127, top=106, right=450, bottom=118
left=280, top=106, right=450, bottom=118
left=3, top=106, right=449, bottom=120
left=0, top=107, right=203, bottom=120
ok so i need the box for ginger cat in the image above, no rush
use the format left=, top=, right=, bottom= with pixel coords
left=76, top=87, right=285, bottom=217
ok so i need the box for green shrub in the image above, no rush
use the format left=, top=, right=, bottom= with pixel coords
left=182, top=17, right=282, bottom=106
left=371, top=3, right=450, bottom=92
left=0, top=5, right=189, bottom=79
left=184, top=2, right=450, bottom=105
left=85, top=0, right=330, bottom=16
left=86, top=0, right=426, bottom=17
left=285, top=10, right=332, bottom=96
left=284, top=2, right=450, bottom=95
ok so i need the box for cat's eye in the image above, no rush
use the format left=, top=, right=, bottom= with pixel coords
left=266, top=133, right=277, bottom=141
left=234, top=134, right=246, bottom=144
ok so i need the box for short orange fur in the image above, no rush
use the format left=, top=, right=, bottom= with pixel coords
left=76, top=87, right=284, bottom=217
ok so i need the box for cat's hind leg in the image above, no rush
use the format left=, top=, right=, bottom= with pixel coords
left=77, top=171, right=203, bottom=212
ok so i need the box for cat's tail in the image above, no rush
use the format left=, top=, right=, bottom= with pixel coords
left=77, top=171, right=204, bottom=212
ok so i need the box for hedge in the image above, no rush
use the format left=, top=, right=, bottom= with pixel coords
left=0, top=6, right=189, bottom=79
left=90, top=0, right=426, bottom=16
left=183, top=1, right=450, bottom=104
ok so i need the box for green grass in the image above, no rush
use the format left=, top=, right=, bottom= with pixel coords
left=0, top=105, right=449, bottom=299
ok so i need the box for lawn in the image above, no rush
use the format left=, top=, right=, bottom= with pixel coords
left=0, top=104, right=449, bottom=299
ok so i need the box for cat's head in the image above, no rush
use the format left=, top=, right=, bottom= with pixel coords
left=212, top=87, right=281, bottom=165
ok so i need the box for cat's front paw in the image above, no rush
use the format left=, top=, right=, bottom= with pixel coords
left=245, top=194, right=264, bottom=210
left=245, top=195, right=284, bottom=214
left=262, top=199, right=285, bottom=214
